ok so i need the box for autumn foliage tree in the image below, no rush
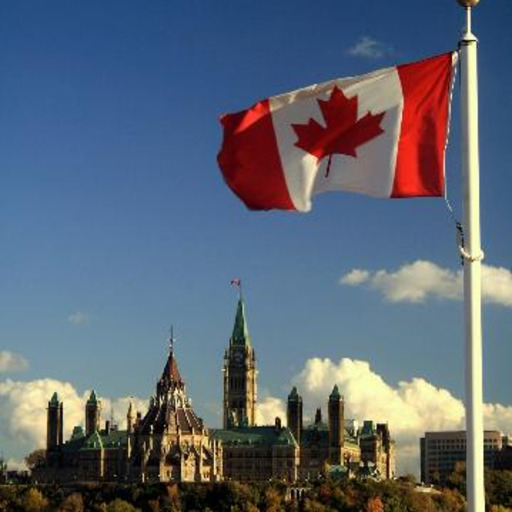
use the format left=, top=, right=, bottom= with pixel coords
left=59, top=492, right=85, bottom=512
left=19, top=488, right=49, bottom=512
left=24, top=449, right=46, bottom=471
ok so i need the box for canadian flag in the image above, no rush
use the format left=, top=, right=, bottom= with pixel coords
left=218, top=52, right=457, bottom=212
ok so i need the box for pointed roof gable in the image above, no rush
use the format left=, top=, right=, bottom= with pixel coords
left=329, top=384, right=341, bottom=400
left=231, top=299, right=250, bottom=346
left=138, top=344, right=205, bottom=436
left=161, top=348, right=184, bottom=389
left=49, top=392, right=60, bottom=405
left=87, top=390, right=98, bottom=405
left=288, top=386, right=302, bottom=401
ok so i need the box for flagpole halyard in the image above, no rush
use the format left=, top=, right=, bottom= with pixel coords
left=457, top=1, right=485, bottom=512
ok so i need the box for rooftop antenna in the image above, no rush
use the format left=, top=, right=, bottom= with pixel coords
left=168, top=325, right=177, bottom=354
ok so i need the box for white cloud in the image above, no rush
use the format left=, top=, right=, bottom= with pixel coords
left=68, top=311, right=90, bottom=325
left=282, top=356, right=511, bottom=476
left=347, top=36, right=392, bottom=59
left=100, top=395, right=147, bottom=430
left=481, top=265, right=512, bottom=306
left=0, top=351, right=29, bottom=373
left=2, top=360, right=511, bottom=479
left=340, top=269, right=370, bottom=286
left=0, top=378, right=146, bottom=463
left=340, top=260, right=512, bottom=307
left=256, top=396, right=286, bottom=426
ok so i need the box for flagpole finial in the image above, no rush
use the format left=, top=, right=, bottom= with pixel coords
left=457, top=0, right=479, bottom=7
left=457, top=0, right=479, bottom=42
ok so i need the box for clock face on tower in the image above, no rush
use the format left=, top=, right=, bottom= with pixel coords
left=233, top=351, right=244, bottom=365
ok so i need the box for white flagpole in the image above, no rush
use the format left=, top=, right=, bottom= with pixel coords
left=457, top=1, right=485, bottom=512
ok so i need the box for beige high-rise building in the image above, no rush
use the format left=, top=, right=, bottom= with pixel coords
left=420, top=430, right=511, bottom=484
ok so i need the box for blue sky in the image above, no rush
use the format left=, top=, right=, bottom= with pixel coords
left=1, top=0, right=511, bottom=473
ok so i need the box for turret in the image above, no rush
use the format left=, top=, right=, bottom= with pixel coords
left=127, top=400, right=135, bottom=434
left=287, top=386, right=303, bottom=445
left=47, top=392, right=63, bottom=451
left=328, top=385, right=344, bottom=465
left=85, top=390, right=101, bottom=436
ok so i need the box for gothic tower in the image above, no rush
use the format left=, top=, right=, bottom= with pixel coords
left=328, top=385, right=344, bottom=465
left=223, top=298, right=257, bottom=428
left=287, top=386, right=303, bottom=445
left=126, top=400, right=135, bottom=434
left=85, top=390, right=101, bottom=436
left=46, top=392, right=63, bottom=451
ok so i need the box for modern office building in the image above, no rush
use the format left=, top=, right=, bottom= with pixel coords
left=420, top=430, right=512, bottom=483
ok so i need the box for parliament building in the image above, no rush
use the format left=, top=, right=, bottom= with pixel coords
left=35, top=298, right=395, bottom=483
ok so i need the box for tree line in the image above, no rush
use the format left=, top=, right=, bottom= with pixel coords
left=0, top=470, right=511, bottom=512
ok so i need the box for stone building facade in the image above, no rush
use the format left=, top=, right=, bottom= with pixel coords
left=214, top=297, right=395, bottom=482
left=36, top=295, right=395, bottom=484
left=287, top=387, right=395, bottom=480
left=37, top=345, right=222, bottom=484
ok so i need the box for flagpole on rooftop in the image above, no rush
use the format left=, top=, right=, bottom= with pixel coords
left=457, top=1, right=485, bottom=512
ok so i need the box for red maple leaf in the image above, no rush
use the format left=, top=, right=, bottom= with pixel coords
left=292, top=86, right=386, bottom=176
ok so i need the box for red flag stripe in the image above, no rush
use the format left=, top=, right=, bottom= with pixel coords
left=392, top=53, right=454, bottom=197
left=217, top=99, right=295, bottom=210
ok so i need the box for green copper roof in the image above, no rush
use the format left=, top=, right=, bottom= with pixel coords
left=100, top=430, right=128, bottom=448
left=87, top=390, right=98, bottom=405
left=360, top=420, right=376, bottom=437
left=288, top=386, right=301, bottom=401
left=327, top=465, right=349, bottom=477
left=211, top=426, right=298, bottom=447
left=61, top=429, right=128, bottom=454
left=49, top=392, right=59, bottom=405
left=81, top=431, right=103, bottom=451
left=329, top=385, right=341, bottom=400
left=71, top=426, right=85, bottom=440
left=230, top=299, right=250, bottom=347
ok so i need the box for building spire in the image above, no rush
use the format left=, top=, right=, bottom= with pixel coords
left=230, top=297, right=250, bottom=347
left=158, top=328, right=184, bottom=395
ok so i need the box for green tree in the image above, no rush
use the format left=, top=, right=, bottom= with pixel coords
left=486, top=470, right=512, bottom=508
left=0, top=485, right=18, bottom=512
left=106, top=498, right=140, bottom=512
